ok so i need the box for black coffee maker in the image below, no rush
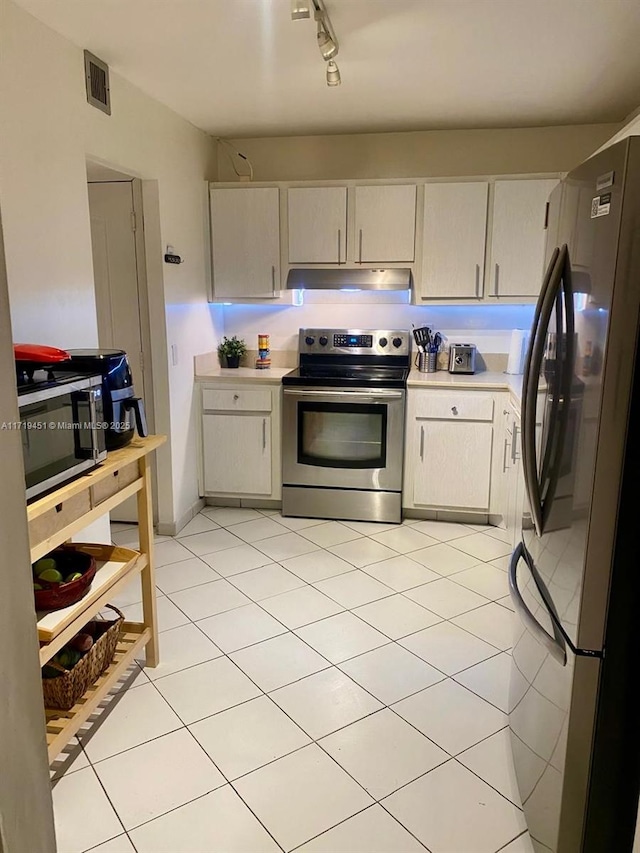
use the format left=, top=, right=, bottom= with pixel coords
left=56, top=349, right=148, bottom=449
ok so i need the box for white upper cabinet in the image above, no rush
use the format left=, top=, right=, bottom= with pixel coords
left=210, top=187, right=280, bottom=298
left=419, top=182, right=489, bottom=299
left=488, top=179, right=558, bottom=298
left=287, top=186, right=347, bottom=263
left=354, top=185, right=417, bottom=262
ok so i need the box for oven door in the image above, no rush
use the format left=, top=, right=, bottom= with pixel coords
left=283, top=387, right=405, bottom=492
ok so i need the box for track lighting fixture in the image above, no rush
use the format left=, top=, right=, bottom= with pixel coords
left=316, top=21, right=337, bottom=60
left=291, top=0, right=310, bottom=20
left=326, top=59, right=341, bottom=87
left=291, top=0, right=342, bottom=87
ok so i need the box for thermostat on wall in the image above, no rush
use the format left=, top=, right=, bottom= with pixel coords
left=164, top=245, right=183, bottom=264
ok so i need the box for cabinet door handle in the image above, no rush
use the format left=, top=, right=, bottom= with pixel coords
left=512, top=424, right=520, bottom=463
left=420, top=425, right=425, bottom=461
left=337, top=229, right=342, bottom=264
left=494, top=263, right=499, bottom=297
left=451, top=406, right=458, bottom=416
left=475, top=264, right=481, bottom=298
left=233, top=394, right=239, bottom=401
left=358, top=229, right=363, bottom=264
left=262, top=418, right=267, bottom=450
left=271, top=265, right=276, bottom=294
left=503, top=437, right=510, bottom=473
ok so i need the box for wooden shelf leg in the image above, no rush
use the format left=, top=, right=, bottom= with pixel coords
left=137, top=454, right=159, bottom=667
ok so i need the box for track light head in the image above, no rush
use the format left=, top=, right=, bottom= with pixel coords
left=316, top=21, right=338, bottom=60
left=291, top=0, right=310, bottom=20
left=326, top=59, right=341, bottom=87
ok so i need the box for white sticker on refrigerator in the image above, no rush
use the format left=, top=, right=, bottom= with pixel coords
left=591, top=193, right=611, bottom=218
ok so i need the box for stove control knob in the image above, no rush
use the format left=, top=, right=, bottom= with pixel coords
left=379, top=337, right=388, bottom=348
left=305, top=336, right=315, bottom=346
left=319, top=335, right=328, bottom=346
left=392, top=337, right=403, bottom=348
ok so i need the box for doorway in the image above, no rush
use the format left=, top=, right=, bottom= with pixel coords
left=87, top=162, right=156, bottom=522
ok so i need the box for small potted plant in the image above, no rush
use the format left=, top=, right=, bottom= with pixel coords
left=217, top=335, right=247, bottom=369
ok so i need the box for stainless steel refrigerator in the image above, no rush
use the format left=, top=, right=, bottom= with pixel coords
left=509, top=135, right=640, bottom=852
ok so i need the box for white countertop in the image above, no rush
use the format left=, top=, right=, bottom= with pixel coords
left=408, top=369, right=524, bottom=403
left=195, top=365, right=524, bottom=403
left=195, top=366, right=292, bottom=384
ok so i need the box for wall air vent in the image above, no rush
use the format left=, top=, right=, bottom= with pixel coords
left=84, top=50, right=111, bottom=115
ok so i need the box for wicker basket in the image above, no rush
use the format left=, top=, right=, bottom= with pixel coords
left=42, top=605, right=124, bottom=711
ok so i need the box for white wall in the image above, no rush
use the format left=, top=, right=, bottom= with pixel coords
left=0, top=0, right=222, bottom=528
left=0, top=210, right=56, bottom=853
left=0, top=0, right=99, bottom=348
left=219, top=124, right=620, bottom=182
left=222, top=292, right=535, bottom=360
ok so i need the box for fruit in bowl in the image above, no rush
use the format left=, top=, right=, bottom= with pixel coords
left=32, top=547, right=97, bottom=611
left=37, top=567, right=64, bottom=584
left=33, top=557, right=57, bottom=578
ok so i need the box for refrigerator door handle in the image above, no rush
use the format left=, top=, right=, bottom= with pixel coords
left=509, top=543, right=567, bottom=666
left=521, top=245, right=567, bottom=537
left=540, top=251, right=576, bottom=527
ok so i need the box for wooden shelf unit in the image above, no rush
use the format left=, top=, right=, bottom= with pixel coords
left=29, top=435, right=166, bottom=763
left=44, top=625, right=151, bottom=763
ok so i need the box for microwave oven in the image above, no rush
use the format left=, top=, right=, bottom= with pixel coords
left=17, top=373, right=107, bottom=500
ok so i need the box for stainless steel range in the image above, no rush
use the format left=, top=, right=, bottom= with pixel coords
left=282, top=328, right=410, bottom=524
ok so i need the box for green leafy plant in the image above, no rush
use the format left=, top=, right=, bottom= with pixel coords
left=217, top=336, right=247, bottom=361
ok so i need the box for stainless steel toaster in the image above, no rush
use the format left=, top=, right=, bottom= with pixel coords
left=448, top=344, right=477, bottom=374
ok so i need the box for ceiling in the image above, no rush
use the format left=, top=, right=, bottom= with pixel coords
left=15, top=0, right=640, bottom=138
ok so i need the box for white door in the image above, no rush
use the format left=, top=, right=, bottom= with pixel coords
left=89, top=180, right=148, bottom=523
left=210, top=187, right=280, bottom=298
left=354, top=185, right=417, bottom=262
left=88, top=182, right=145, bottom=394
left=489, top=179, right=558, bottom=297
left=288, top=186, right=347, bottom=263
left=203, top=414, right=271, bottom=495
left=413, top=419, right=493, bottom=510
left=420, top=182, right=489, bottom=299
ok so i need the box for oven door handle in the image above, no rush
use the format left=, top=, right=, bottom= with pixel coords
left=283, top=389, right=403, bottom=400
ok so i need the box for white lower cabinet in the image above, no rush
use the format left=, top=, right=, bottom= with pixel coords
left=203, top=414, right=271, bottom=495
left=200, top=383, right=281, bottom=500
left=405, top=389, right=496, bottom=514
left=413, top=419, right=493, bottom=510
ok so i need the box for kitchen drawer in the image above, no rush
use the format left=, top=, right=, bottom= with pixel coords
left=91, top=461, right=139, bottom=507
left=202, top=387, right=272, bottom=413
left=29, top=491, right=92, bottom=550
left=414, top=391, right=494, bottom=421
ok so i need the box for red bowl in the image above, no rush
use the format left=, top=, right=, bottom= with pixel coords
left=34, top=548, right=97, bottom=612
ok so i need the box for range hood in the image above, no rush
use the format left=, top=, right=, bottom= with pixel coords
left=286, top=268, right=413, bottom=291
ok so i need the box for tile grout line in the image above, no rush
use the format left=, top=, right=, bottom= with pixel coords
left=82, top=679, right=288, bottom=851
left=494, top=830, right=532, bottom=852
left=286, top=802, right=434, bottom=853
left=185, top=725, right=289, bottom=853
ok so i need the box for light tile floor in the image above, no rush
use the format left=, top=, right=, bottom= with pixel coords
left=52, top=509, right=534, bottom=853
